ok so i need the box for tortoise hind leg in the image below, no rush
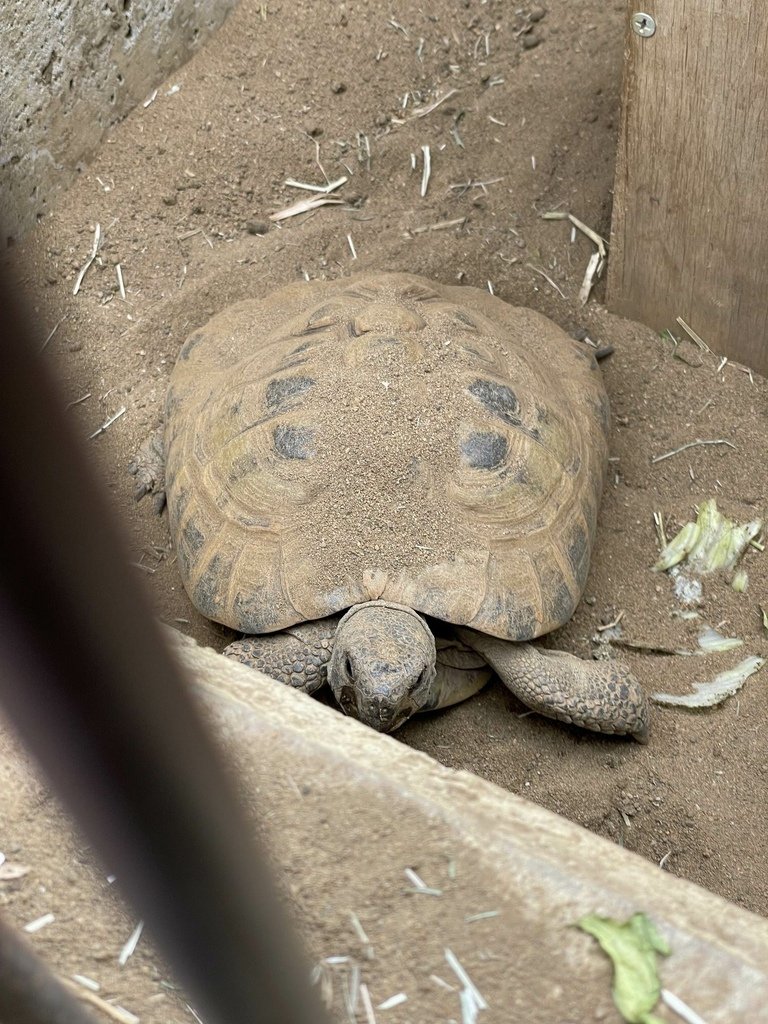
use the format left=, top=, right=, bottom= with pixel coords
left=457, top=629, right=649, bottom=742
left=223, top=616, right=340, bottom=694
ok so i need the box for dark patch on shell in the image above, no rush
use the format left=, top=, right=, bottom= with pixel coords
left=194, top=553, right=225, bottom=618
left=454, top=310, right=478, bottom=330
left=566, top=523, right=590, bottom=586
left=537, top=558, right=578, bottom=628
left=547, top=579, right=576, bottom=627
left=266, top=375, right=315, bottom=412
left=233, top=589, right=280, bottom=631
left=505, top=602, right=538, bottom=640
left=178, top=331, right=205, bottom=360
left=467, top=378, right=520, bottom=424
left=461, top=431, right=508, bottom=470
left=181, top=517, right=205, bottom=561
left=595, top=393, right=611, bottom=430
left=273, top=424, right=315, bottom=459
left=228, top=452, right=257, bottom=484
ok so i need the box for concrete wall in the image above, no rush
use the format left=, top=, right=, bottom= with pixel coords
left=0, top=0, right=239, bottom=243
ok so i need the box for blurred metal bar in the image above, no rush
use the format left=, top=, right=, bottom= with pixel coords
left=0, top=259, right=326, bottom=1024
left=0, top=914, right=97, bottom=1024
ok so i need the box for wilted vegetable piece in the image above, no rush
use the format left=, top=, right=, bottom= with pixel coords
left=578, top=912, right=669, bottom=1024
left=696, top=627, right=743, bottom=654
left=731, top=569, right=749, bottom=592
left=653, top=499, right=762, bottom=575
left=653, top=655, right=765, bottom=708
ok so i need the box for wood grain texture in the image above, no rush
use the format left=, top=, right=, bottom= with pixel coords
left=608, top=1, right=768, bottom=374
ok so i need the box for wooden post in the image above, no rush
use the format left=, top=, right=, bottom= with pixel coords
left=608, top=2, right=768, bottom=375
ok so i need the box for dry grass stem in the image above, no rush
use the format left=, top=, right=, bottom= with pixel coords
left=410, top=217, right=467, bottom=235
left=269, top=196, right=344, bottom=221
left=89, top=406, right=127, bottom=440
left=651, top=438, right=736, bottom=464
left=24, top=912, right=54, bottom=933
left=61, top=977, right=139, bottom=1024
left=578, top=250, right=603, bottom=305
left=347, top=234, right=358, bottom=260
left=465, top=911, right=500, bottom=923
left=41, top=315, right=67, bottom=351
left=356, top=131, right=371, bottom=170
left=409, top=89, right=459, bottom=119
left=543, top=211, right=608, bottom=256
left=285, top=176, right=348, bottom=194
left=596, top=610, right=625, bottom=632
left=378, top=994, right=407, bottom=1010
left=661, top=988, right=710, bottom=1024
left=73, top=223, right=102, bottom=295
left=72, top=975, right=100, bottom=992
left=116, top=263, right=126, bottom=300
left=420, top=145, right=432, bottom=197
left=543, top=211, right=607, bottom=304
left=653, top=511, right=668, bottom=549
left=524, top=263, right=566, bottom=299
left=349, top=911, right=375, bottom=960
left=360, top=982, right=377, bottom=1024
left=675, top=316, right=710, bottom=351
left=118, top=920, right=144, bottom=966
left=444, top=949, right=488, bottom=1011
left=387, top=18, right=408, bottom=36
left=449, top=177, right=503, bottom=196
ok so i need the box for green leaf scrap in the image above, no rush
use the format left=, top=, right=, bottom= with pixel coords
left=578, top=912, right=670, bottom=1024
left=653, top=499, right=762, bottom=575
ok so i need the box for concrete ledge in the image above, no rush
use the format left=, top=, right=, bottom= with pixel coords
left=175, top=633, right=768, bottom=1021
left=0, top=0, right=239, bottom=241
left=1, top=631, right=766, bottom=1021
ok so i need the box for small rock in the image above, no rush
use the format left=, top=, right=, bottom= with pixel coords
left=529, top=5, right=547, bottom=22
left=246, top=220, right=269, bottom=236
left=522, top=32, right=541, bottom=49
left=330, top=81, right=346, bottom=94
left=162, top=195, right=177, bottom=206
left=305, top=125, right=323, bottom=138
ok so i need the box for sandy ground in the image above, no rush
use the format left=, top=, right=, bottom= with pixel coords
left=4, top=1, right=767, bottom=1008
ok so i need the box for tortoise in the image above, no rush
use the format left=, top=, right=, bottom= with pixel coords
left=161, top=272, right=649, bottom=741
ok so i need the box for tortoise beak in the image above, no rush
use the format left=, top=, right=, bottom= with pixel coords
left=337, top=686, right=413, bottom=733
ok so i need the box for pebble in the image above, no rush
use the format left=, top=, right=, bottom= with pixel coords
left=522, top=33, right=542, bottom=49
left=246, top=220, right=269, bottom=235
left=330, top=81, right=347, bottom=94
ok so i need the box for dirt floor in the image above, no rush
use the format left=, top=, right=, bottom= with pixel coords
left=5, top=0, right=768, bottom=1004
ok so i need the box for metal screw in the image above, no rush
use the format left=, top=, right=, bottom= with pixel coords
left=631, top=12, right=656, bottom=37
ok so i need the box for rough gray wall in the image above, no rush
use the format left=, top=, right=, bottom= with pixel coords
left=0, top=0, right=239, bottom=242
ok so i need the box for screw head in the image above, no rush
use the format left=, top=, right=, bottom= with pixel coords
left=631, top=12, right=656, bottom=37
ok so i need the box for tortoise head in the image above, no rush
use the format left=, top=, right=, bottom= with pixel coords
left=329, top=601, right=437, bottom=732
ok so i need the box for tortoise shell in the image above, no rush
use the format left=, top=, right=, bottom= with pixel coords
left=165, top=272, right=609, bottom=641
